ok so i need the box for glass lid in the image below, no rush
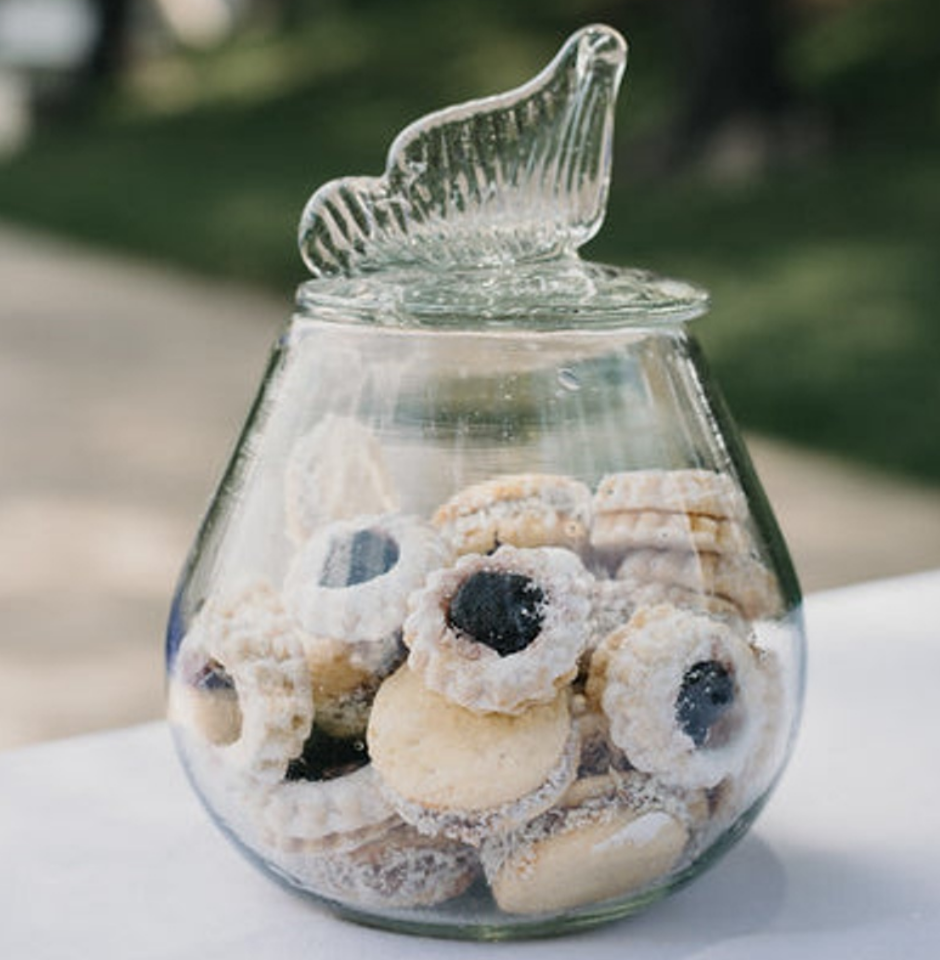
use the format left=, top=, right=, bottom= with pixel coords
left=295, top=25, right=707, bottom=329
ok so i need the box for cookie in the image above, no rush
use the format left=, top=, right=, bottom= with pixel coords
left=586, top=578, right=639, bottom=655
left=482, top=771, right=690, bottom=915
left=432, top=473, right=592, bottom=556
left=593, top=469, right=748, bottom=520
left=615, top=548, right=783, bottom=620
left=367, top=665, right=578, bottom=844
left=591, top=509, right=752, bottom=566
left=285, top=415, right=399, bottom=544
left=257, top=763, right=398, bottom=850
left=167, top=657, right=242, bottom=747
left=231, top=735, right=479, bottom=908
left=286, top=513, right=451, bottom=651
left=586, top=576, right=747, bottom=669
left=180, top=712, right=405, bottom=867
left=177, top=731, right=406, bottom=894
left=272, top=820, right=480, bottom=909
left=404, top=544, right=592, bottom=715
left=172, top=721, right=275, bottom=852
left=169, top=582, right=315, bottom=783
left=570, top=693, right=630, bottom=778
left=301, top=635, right=398, bottom=738
left=709, top=645, right=791, bottom=831
left=587, top=604, right=766, bottom=790
left=284, top=513, right=451, bottom=733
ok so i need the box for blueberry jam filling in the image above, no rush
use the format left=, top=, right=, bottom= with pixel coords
left=319, top=529, right=400, bottom=588
left=447, top=570, right=545, bottom=657
left=675, top=660, right=735, bottom=748
left=193, top=659, right=235, bottom=692
left=285, top=730, right=369, bottom=782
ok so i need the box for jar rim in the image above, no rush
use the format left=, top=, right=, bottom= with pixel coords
left=293, top=259, right=709, bottom=332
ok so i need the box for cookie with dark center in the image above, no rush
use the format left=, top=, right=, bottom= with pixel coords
left=447, top=570, right=545, bottom=656
left=587, top=604, right=762, bottom=789
left=319, top=529, right=400, bottom=588
left=675, top=660, right=735, bottom=748
left=404, top=544, right=591, bottom=714
left=285, top=515, right=451, bottom=655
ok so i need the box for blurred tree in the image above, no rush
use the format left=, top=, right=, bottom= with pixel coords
left=76, top=0, right=133, bottom=98
left=676, top=0, right=791, bottom=136
left=621, top=0, right=827, bottom=179
left=634, top=0, right=826, bottom=179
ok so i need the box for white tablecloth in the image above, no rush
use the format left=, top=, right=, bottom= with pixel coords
left=2, top=571, right=939, bottom=959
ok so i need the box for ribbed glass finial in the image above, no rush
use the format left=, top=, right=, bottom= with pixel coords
left=299, top=25, right=628, bottom=277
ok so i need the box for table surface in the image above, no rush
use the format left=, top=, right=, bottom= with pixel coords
left=2, top=570, right=939, bottom=959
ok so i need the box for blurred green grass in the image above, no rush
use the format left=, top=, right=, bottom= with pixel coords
left=1, top=0, right=938, bottom=483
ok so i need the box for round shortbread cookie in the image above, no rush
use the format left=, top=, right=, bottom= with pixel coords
left=272, top=820, right=480, bottom=909
left=593, top=469, right=748, bottom=520
left=432, top=473, right=592, bottom=556
left=590, top=509, right=752, bottom=564
left=367, top=665, right=577, bottom=844
left=615, top=548, right=783, bottom=620
left=285, top=415, right=399, bottom=544
left=404, top=544, right=592, bottom=715
left=482, top=774, right=689, bottom=915
left=587, top=604, right=766, bottom=790
left=169, top=582, right=314, bottom=783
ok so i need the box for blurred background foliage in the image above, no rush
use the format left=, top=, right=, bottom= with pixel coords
left=0, top=0, right=938, bottom=482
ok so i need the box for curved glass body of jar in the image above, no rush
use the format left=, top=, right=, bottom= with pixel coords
left=166, top=284, right=805, bottom=939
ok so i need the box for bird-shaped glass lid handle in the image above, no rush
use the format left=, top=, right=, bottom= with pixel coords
left=299, top=25, right=628, bottom=278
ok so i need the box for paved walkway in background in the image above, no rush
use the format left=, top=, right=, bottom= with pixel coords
left=3, top=223, right=940, bottom=750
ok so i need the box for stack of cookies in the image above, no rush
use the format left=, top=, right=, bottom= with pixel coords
left=590, top=469, right=783, bottom=621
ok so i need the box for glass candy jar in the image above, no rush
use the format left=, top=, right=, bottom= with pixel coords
left=166, top=25, right=805, bottom=939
